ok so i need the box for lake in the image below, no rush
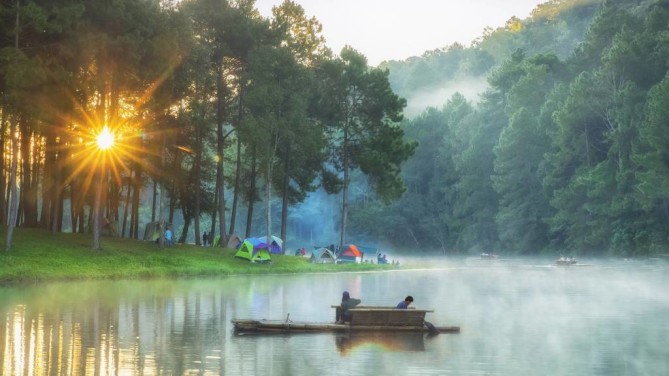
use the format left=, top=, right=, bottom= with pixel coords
left=1, top=257, right=668, bottom=375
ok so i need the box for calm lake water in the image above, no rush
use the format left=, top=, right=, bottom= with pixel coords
left=1, top=258, right=668, bottom=375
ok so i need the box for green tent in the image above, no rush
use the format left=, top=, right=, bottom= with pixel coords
left=234, top=240, right=272, bottom=263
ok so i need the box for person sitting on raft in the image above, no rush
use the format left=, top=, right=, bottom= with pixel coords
left=337, top=291, right=361, bottom=324
left=396, top=295, right=414, bottom=309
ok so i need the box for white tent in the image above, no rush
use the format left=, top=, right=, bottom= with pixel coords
left=226, top=234, right=243, bottom=249
left=310, top=247, right=336, bottom=264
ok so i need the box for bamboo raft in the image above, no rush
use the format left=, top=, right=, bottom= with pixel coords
left=232, top=306, right=460, bottom=334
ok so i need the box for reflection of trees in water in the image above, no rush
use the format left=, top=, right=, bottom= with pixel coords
left=335, top=332, right=426, bottom=356
left=0, top=284, right=229, bottom=375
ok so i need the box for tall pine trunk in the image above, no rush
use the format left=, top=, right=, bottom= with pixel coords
left=121, top=177, right=131, bottom=238
left=229, top=83, right=245, bottom=238
left=5, top=116, right=19, bottom=251
left=5, top=1, right=20, bottom=251
left=280, top=144, right=291, bottom=253
left=245, top=147, right=257, bottom=238
left=193, top=124, right=203, bottom=245
left=130, top=165, right=141, bottom=239
left=339, top=129, right=350, bottom=251
left=229, top=134, right=242, bottom=238
left=151, top=180, right=157, bottom=222
left=215, top=65, right=227, bottom=247
left=210, top=172, right=218, bottom=243
left=0, top=108, right=6, bottom=225
left=20, top=125, right=37, bottom=227
left=92, top=162, right=104, bottom=250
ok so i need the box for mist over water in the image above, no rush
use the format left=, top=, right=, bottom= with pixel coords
left=1, top=258, right=668, bottom=375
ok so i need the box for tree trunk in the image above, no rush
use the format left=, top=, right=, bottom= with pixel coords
left=229, top=137, right=242, bottom=237
left=280, top=145, right=291, bottom=254
left=131, top=165, right=141, bottom=239
left=41, top=134, right=55, bottom=230
left=55, top=176, right=63, bottom=232
left=158, top=137, right=166, bottom=249
left=210, top=175, right=218, bottom=243
left=121, top=176, right=131, bottom=238
left=216, top=64, right=227, bottom=247
left=5, top=115, right=20, bottom=252
left=229, top=83, right=245, bottom=237
left=265, top=161, right=272, bottom=252
left=168, top=146, right=181, bottom=224
left=92, top=162, right=104, bottom=251
left=69, top=180, right=77, bottom=233
left=52, top=134, right=65, bottom=232
left=20, top=124, right=37, bottom=227
left=339, top=130, right=350, bottom=251
left=0, top=108, right=6, bottom=226
left=245, top=147, right=257, bottom=238
left=71, top=176, right=85, bottom=234
left=5, top=1, right=20, bottom=251
left=179, top=212, right=191, bottom=244
left=151, top=180, right=157, bottom=222
left=193, top=124, right=202, bottom=246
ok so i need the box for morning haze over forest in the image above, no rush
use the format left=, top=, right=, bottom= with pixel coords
left=1, top=0, right=669, bottom=257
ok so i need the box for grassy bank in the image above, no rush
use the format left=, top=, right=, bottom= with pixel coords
left=0, top=228, right=395, bottom=283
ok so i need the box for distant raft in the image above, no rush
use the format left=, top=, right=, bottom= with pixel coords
left=555, top=257, right=577, bottom=265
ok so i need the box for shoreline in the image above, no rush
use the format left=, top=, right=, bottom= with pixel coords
left=0, top=228, right=397, bottom=284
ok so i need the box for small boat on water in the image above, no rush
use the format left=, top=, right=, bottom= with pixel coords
left=232, top=306, right=460, bottom=334
left=555, top=257, right=577, bottom=265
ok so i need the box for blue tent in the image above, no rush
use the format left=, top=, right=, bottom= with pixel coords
left=258, top=235, right=283, bottom=254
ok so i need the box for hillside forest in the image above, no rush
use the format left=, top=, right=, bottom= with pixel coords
left=356, top=0, right=669, bottom=256
left=2, top=0, right=669, bottom=257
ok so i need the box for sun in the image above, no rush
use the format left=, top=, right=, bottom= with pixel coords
left=96, top=126, right=115, bottom=150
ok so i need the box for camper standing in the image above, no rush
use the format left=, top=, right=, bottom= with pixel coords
left=165, top=229, right=173, bottom=246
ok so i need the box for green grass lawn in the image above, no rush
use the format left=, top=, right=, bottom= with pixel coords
left=0, top=228, right=395, bottom=283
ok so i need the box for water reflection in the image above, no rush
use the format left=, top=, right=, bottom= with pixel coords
left=1, top=260, right=668, bottom=375
left=334, top=332, right=425, bottom=355
left=0, top=279, right=233, bottom=375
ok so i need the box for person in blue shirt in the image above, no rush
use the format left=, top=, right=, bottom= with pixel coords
left=165, top=229, right=173, bottom=246
left=396, top=295, right=414, bottom=309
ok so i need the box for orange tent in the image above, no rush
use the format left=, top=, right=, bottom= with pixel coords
left=342, top=244, right=362, bottom=257
left=337, top=244, right=363, bottom=263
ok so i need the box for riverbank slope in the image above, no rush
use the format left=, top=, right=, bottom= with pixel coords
left=0, top=228, right=394, bottom=283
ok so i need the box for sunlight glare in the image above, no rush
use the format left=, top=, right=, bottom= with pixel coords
left=96, top=126, right=115, bottom=150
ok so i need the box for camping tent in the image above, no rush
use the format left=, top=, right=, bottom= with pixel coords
left=310, top=247, right=336, bottom=264
left=234, top=239, right=272, bottom=263
left=143, top=222, right=160, bottom=241
left=226, top=234, right=243, bottom=249
left=336, top=244, right=363, bottom=264
left=258, top=235, right=283, bottom=254
left=143, top=222, right=174, bottom=242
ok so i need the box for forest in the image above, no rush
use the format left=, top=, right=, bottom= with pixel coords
left=350, top=0, right=669, bottom=256
left=2, top=0, right=669, bottom=257
left=0, top=0, right=414, bottom=252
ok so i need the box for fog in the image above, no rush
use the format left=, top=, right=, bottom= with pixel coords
left=2, top=257, right=667, bottom=375
left=403, top=76, right=489, bottom=118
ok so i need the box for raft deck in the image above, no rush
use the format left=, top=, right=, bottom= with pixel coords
left=233, top=306, right=460, bottom=334
left=231, top=319, right=460, bottom=333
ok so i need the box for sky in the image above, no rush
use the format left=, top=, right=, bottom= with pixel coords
left=255, top=0, right=549, bottom=66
